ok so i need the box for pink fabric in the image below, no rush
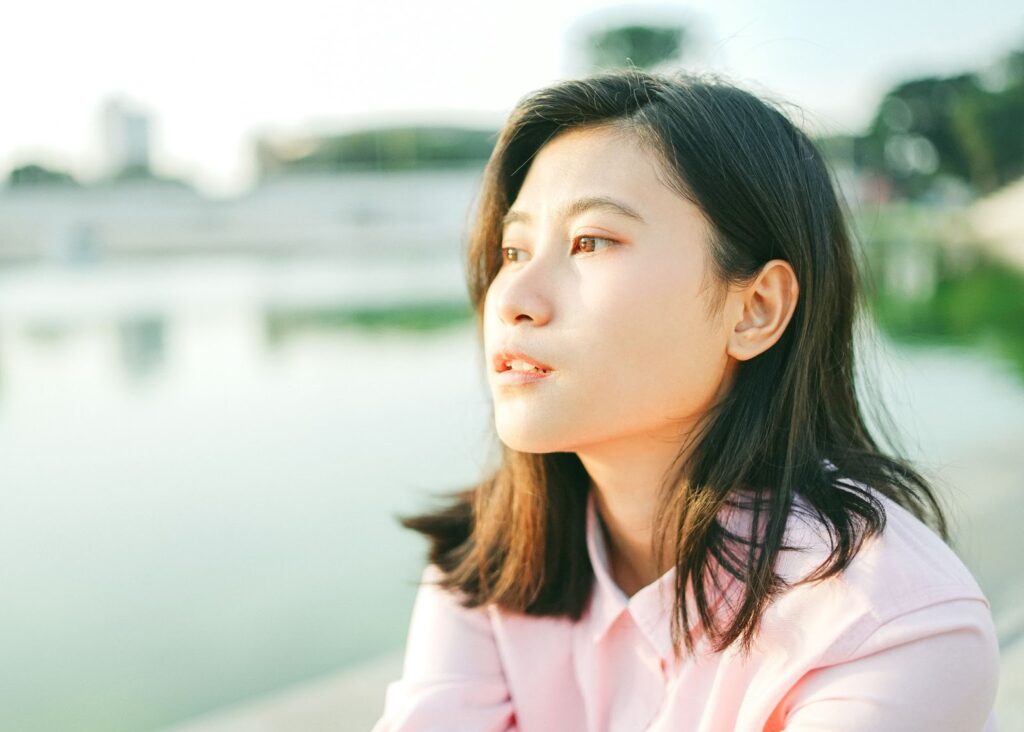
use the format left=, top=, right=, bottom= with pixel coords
left=372, top=487, right=1000, bottom=731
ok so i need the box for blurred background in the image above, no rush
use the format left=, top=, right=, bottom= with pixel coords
left=1, top=1, right=1022, bottom=730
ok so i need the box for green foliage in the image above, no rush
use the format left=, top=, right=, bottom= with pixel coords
left=585, top=24, right=687, bottom=71
left=855, top=40, right=1024, bottom=199
left=864, top=216, right=1024, bottom=379
left=7, top=163, right=81, bottom=188
left=272, top=126, right=497, bottom=173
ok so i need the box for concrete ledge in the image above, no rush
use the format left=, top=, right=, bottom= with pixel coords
left=161, top=652, right=403, bottom=732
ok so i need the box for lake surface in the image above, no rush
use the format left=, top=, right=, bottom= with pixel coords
left=1, top=258, right=1021, bottom=731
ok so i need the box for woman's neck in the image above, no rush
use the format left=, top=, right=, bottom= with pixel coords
left=576, top=429, right=694, bottom=598
left=590, top=475, right=676, bottom=598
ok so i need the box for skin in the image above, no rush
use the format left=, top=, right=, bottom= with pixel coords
left=483, top=124, right=799, bottom=598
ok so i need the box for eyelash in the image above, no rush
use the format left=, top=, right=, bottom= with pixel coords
left=499, top=235, right=618, bottom=264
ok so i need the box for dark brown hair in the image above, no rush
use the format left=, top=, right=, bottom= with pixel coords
left=397, top=68, right=949, bottom=662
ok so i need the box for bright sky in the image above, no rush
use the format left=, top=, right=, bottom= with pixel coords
left=2, top=0, right=1021, bottom=198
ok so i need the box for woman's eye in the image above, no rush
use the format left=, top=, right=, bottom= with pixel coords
left=499, top=236, right=617, bottom=264
left=500, top=246, right=526, bottom=264
left=572, top=235, right=617, bottom=254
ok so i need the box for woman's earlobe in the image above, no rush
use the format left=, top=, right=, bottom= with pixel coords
left=726, top=328, right=761, bottom=362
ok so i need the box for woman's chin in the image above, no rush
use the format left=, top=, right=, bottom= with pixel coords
left=496, top=428, right=575, bottom=455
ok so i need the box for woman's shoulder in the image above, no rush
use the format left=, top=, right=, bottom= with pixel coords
left=840, top=488, right=985, bottom=605
left=759, top=483, right=993, bottom=663
left=751, top=486, right=1000, bottom=730
left=785, top=485, right=986, bottom=604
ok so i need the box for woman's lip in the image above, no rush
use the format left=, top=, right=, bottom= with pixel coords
left=493, top=369, right=555, bottom=385
left=493, top=350, right=555, bottom=373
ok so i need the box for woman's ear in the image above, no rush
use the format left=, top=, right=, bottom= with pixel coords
left=726, top=259, right=799, bottom=362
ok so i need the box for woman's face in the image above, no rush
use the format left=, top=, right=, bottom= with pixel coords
left=483, top=124, right=739, bottom=455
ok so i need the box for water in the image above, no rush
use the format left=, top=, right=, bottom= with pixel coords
left=0, top=259, right=1021, bottom=731
left=0, top=258, right=491, bottom=731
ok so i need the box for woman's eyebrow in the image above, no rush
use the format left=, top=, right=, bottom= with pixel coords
left=501, top=196, right=646, bottom=229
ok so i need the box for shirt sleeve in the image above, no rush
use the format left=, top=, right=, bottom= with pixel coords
left=370, top=563, right=517, bottom=732
left=777, top=597, right=1000, bottom=732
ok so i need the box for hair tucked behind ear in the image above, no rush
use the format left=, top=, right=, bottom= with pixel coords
left=395, top=68, right=949, bottom=662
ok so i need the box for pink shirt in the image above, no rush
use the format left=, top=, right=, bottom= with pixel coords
left=372, top=487, right=1000, bottom=731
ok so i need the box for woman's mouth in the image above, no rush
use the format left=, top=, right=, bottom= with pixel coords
left=493, top=366, right=555, bottom=385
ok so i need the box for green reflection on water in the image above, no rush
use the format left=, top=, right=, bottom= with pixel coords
left=264, top=300, right=475, bottom=343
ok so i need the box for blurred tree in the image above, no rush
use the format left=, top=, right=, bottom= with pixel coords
left=259, top=126, right=497, bottom=175
left=857, top=75, right=977, bottom=198
left=956, top=74, right=1024, bottom=186
left=855, top=41, right=1024, bottom=200
left=584, top=23, right=690, bottom=71
left=7, top=163, right=80, bottom=188
left=112, top=162, right=159, bottom=182
left=1004, top=48, right=1024, bottom=80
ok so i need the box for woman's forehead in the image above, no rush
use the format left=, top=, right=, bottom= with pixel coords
left=511, top=127, right=700, bottom=227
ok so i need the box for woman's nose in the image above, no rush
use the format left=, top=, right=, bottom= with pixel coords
left=491, top=252, right=556, bottom=326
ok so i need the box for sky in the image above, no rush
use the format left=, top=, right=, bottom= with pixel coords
left=2, top=0, right=1022, bottom=198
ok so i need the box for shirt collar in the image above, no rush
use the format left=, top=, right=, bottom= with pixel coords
left=585, top=488, right=696, bottom=661
left=584, top=486, right=831, bottom=663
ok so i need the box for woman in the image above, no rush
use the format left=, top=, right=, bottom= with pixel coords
left=371, top=69, right=1000, bottom=731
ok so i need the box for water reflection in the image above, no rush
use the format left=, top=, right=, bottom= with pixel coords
left=0, top=258, right=490, bottom=731
left=118, top=315, right=166, bottom=379
left=0, top=256, right=468, bottom=401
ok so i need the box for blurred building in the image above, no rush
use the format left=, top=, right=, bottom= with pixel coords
left=101, top=96, right=153, bottom=179
left=0, top=122, right=496, bottom=288
left=0, top=168, right=486, bottom=268
left=968, top=175, right=1024, bottom=271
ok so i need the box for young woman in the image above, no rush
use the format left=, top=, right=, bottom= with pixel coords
left=371, top=69, right=1000, bottom=731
